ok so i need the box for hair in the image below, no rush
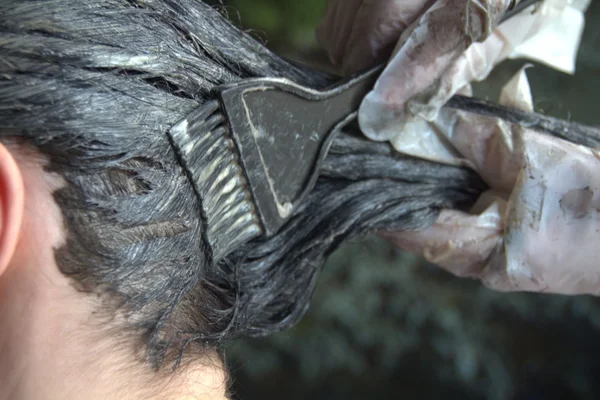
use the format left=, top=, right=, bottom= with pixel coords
left=0, top=0, right=487, bottom=369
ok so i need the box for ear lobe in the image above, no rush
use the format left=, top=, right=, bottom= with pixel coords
left=0, top=144, right=24, bottom=278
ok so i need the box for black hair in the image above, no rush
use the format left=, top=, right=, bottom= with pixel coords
left=0, top=0, right=488, bottom=369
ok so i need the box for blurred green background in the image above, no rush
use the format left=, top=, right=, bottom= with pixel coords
left=205, top=1, right=600, bottom=399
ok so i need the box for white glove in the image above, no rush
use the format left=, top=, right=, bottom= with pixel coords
left=318, top=0, right=599, bottom=295
left=318, top=0, right=590, bottom=164
left=384, top=68, right=600, bottom=295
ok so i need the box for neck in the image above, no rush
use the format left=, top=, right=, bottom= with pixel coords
left=0, top=150, right=228, bottom=400
left=0, top=263, right=228, bottom=400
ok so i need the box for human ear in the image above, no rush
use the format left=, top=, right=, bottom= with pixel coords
left=0, top=143, right=24, bottom=277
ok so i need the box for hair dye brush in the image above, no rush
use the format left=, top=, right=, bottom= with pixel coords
left=168, top=67, right=381, bottom=261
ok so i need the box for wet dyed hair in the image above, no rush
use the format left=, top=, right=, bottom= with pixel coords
left=0, top=0, right=486, bottom=368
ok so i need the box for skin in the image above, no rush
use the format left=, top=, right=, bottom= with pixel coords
left=0, top=143, right=228, bottom=400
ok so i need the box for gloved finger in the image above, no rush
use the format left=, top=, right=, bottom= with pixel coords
left=449, top=67, right=532, bottom=191
left=317, top=0, right=430, bottom=75
left=339, top=0, right=430, bottom=75
left=406, top=31, right=508, bottom=123
left=383, top=65, right=528, bottom=171
left=381, top=200, right=505, bottom=279
left=359, top=0, right=510, bottom=142
left=316, top=0, right=364, bottom=68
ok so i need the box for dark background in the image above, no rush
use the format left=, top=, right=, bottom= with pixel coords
left=207, top=2, right=600, bottom=399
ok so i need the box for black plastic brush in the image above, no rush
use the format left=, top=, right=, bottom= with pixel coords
left=168, top=66, right=381, bottom=261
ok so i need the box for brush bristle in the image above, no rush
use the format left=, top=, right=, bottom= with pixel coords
left=168, top=100, right=263, bottom=261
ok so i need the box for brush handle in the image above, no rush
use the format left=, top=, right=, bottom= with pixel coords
left=216, top=67, right=382, bottom=236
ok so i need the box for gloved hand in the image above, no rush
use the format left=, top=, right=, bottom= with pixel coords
left=318, top=0, right=589, bottom=162
left=384, top=67, right=600, bottom=295
left=318, top=0, right=598, bottom=295
left=319, top=0, right=507, bottom=138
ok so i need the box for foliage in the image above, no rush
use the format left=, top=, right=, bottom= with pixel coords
left=206, top=0, right=327, bottom=53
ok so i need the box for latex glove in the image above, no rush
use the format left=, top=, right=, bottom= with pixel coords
left=382, top=68, right=600, bottom=295
left=318, top=0, right=590, bottom=164
left=319, top=0, right=512, bottom=140
left=377, top=0, right=590, bottom=165
left=317, top=0, right=431, bottom=75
